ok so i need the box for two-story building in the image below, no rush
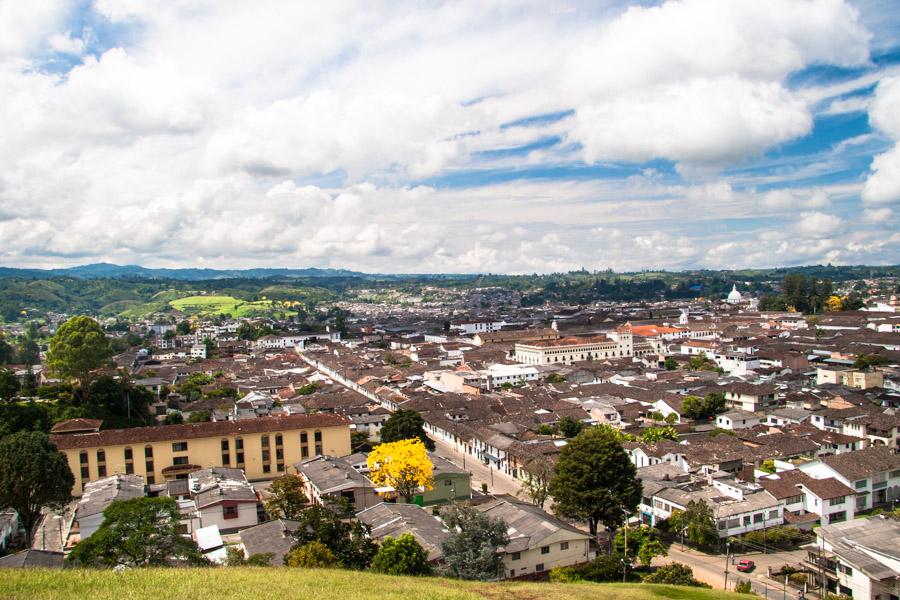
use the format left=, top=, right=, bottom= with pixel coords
left=50, top=413, right=351, bottom=496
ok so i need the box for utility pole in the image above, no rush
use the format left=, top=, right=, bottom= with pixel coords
left=723, top=541, right=731, bottom=591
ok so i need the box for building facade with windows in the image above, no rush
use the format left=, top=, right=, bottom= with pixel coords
left=50, top=414, right=351, bottom=496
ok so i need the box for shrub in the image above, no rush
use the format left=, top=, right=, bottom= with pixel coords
left=642, top=563, right=710, bottom=587
left=285, top=541, right=338, bottom=568
left=789, top=572, right=808, bottom=586
left=734, top=580, right=754, bottom=594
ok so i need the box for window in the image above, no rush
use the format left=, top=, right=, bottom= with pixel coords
left=124, top=448, right=133, bottom=460
left=145, top=461, right=154, bottom=473
left=222, top=453, right=230, bottom=465
left=275, top=434, right=283, bottom=446
left=80, top=465, right=89, bottom=479
left=301, top=432, right=308, bottom=444
left=145, top=446, right=153, bottom=458
left=97, top=450, right=105, bottom=463
left=768, top=510, right=779, bottom=520
left=98, top=465, right=106, bottom=477
left=79, top=451, right=88, bottom=465
left=560, top=542, right=569, bottom=551
left=262, top=450, right=270, bottom=462
left=855, top=479, right=867, bottom=489
left=172, top=442, right=188, bottom=452
left=235, top=438, right=243, bottom=450
left=223, top=505, right=239, bottom=520
left=536, top=563, right=544, bottom=573
left=147, top=474, right=155, bottom=484
left=314, top=431, right=323, bottom=455
left=173, top=456, right=188, bottom=466
left=261, top=435, right=270, bottom=448
left=263, top=464, right=271, bottom=473
left=511, top=552, right=521, bottom=561
left=541, top=546, right=550, bottom=555
left=743, top=515, right=751, bottom=526
left=221, top=439, right=229, bottom=451
left=276, top=449, right=284, bottom=460
left=236, top=452, right=244, bottom=465
left=125, top=463, right=134, bottom=475
left=444, top=479, right=452, bottom=486
left=301, top=446, right=309, bottom=458
left=753, top=513, right=763, bottom=523
left=277, top=463, right=285, bottom=472
left=829, top=496, right=845, bottom=506
left=314, top=431, right=322, bottom=443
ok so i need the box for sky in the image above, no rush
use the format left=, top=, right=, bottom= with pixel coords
left=1, top=0, right=899, bottom=274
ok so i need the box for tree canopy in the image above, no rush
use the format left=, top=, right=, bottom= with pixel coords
left=371, top=533, right=432, bottom=576
left=264, top=475, right=308, bottom=520
left=0, top=368, right=20, bottom=401
left=669, top=500, right=718, bottom=549
left=290, top=505, right=377, bottom=569
left=367, top=438, right=434, bottom=503
left=285, top=541, right=339, bottom=568
left=0, top=431, right=73, bottom=542
left=440, top=504, right=509, bottom=581
left=548, top=426, right=642, bottom=537
left=67, top=496, right=205, bottom=567
left=46, top=316, right=112, bottom=399
left=379, top=409, right=435, bottom=451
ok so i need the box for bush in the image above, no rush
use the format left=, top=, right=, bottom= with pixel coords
left=734, top=580, right=754, bottom=594
left=370, top=533, right=431, bottom=576
left=285, top=541, right=338, bottom=568
left=789, top=572, right=808, bottom=586
left=548, top=556, right=623, bottom=583
left=741, top=526, right=809, bottom=550
left=642, top=563, right=710, bottom=587
left=549, top=566, right=582, bottom=583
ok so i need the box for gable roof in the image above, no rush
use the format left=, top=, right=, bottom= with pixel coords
left=819, top=446, right=900, bottom=481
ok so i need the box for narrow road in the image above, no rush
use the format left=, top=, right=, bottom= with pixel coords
left=431, top=436, right=522, bottom=497
left=655, top=545, right=812, bottom=599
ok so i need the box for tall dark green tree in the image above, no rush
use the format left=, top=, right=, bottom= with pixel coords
left=0, top=431, right=73, bottom=542
left=380, top=409, right=435, bottom=451
left=67, top=497, right=205, bottom=567
left=440, top=504, right=509, bottom=580
left=0, top=336, right=15, bottom=364
left=264, top=475, right=308, bottom=520
left=548, top=426, right=642, bottom=538
left=371, top=533, right=432, bottom=576
left=46, top=316, right=112, bottom=400
left=290, top=505, right=377, bottom=569
left=669, top=500, right=717, bottom=549
left=0, top=368, right=20, bottom=401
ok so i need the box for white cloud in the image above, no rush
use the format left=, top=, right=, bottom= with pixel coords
left=0, top=0, right=891, bottom=271
left=761, top=188, right=830, bottom=210
left=795, top=211, right=845, bottom=238
left=862, top=207, right=893, bottom=223
left=48, top=31, right=84, bottom=55
left=863, top=77, right=900, bottom=204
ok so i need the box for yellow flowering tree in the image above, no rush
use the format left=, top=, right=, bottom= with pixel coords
left=367, top=439, right=434, bottom=503
left=825, top=295, right=843, bottom=312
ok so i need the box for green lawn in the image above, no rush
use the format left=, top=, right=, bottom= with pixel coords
left=2, top=568, right=744, bottom=600
left=168, top=295, right=294, bottom=318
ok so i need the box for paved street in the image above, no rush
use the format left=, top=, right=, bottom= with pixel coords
left=431, top=436, right=523, bottom=497
left=655, top=545, right=812, bottom=599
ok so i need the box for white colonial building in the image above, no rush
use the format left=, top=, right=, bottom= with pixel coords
left=514, top=323, right=658, bottom=366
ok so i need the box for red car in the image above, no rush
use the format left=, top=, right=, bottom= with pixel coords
left=736, top=559, right=755, bottom=573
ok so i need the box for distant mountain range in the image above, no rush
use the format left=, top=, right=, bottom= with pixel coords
left=0, top=263, right=369, bottom=281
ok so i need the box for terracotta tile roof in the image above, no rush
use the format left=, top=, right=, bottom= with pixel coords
left=50, top=418, right=103, bottom=433
left=50, top=413, right=349, bottom=450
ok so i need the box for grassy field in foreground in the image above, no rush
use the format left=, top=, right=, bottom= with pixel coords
left=1, top=567, right=743, bottom=600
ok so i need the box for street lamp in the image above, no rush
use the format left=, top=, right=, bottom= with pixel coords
left=620, top=557, right=627, bottom=583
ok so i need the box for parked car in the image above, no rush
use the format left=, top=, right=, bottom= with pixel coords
left=736, top=559, right=755, bottom=572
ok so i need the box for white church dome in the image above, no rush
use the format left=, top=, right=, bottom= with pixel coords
left=727, top=284, right=742, bottom=304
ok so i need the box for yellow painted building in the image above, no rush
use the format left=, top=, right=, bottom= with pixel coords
left=50, top=414, right=351, bottom=496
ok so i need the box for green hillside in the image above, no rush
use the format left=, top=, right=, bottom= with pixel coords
left=3, top=567, right=743, bottom=600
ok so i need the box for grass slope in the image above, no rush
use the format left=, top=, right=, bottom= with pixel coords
left=168, top=295, right=294, bottom=318
left=3, top=568, right=743, bottom=600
